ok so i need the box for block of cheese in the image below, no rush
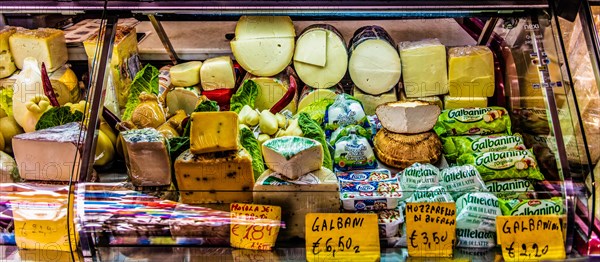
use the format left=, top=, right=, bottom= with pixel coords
left=166, top=86, right=201, bottom=115
left=262, top=136, right=323, bottom=180
left=84, top=26, right=140, bottom=113
left=443, top=95, right=488, bottom=109
left=170, top=61, right=203, bottom=87
left=12, top=122, right=82, bottom=181
left=9, top=28, right=68, bottom=72
left=297, top=85, right=341, bottom=112
left=353, top=85, right=397, bottom=115
left=253, top=168, right=340, bottom=240
left=0, top=27, right=18, bottom=79
left=231, top=16, right=295, bottom=77
left=121, top=128, right=171, bottom=186
left=294, top=24, right=348, bottom=89
left=399, top=39, right=448, bottom=97
left=348, top=26, right=401, bottom=95
left=448, top=46, right=495, bottom=97
left=250, top=73, right=297, bottom=113
left=190, top=111, right=239, bottom=154
left=175, top=148, right=254, bottom=204
left=375, top=101, right=441, bottom=134
left=398, top=89, right=443, bottom=109
left=200, top=56, right=235, bottom=91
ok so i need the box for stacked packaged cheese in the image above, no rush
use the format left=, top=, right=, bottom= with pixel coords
left=253, top=136, right=339, bottom=240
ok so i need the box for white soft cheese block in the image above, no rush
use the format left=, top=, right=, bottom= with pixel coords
left=12, top=122, right=82, bottom=181
left=353, top=85, right=397, bottom=115
left=349, top=39, right=401, bottom=95
left=443, top=95, right=488, bottom=109
left=261, top=136, right=323, bottom=180
left=375, top=100, right=441, bottom=134
left=0, top=27, right=18, bottom=79
left=9, top=28, right=68, bottom=72
left=399, top=39, right=448, bottom=97
left=253, top=167, right=340, bottom=240
left=170, top=61, right=202, bottom=87
left=294, top=25, right=348, bottom=89
left=121, top=128, right=171, bottom=187
left=200, top=56, right=235, bottom=91
left=398, top=89, right=443, bottom=109
left=448, top=46, right=495, bottom=97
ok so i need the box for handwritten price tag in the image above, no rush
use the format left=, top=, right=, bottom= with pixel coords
left=405, top=202, right=456, bottom=257
left=496, top=215, right=565, bottom=261
left=305, top=213, right=380, bottom=262
left=230, top=203, right=281, bottom=250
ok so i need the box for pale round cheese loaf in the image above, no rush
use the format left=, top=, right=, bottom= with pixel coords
left=375, top=100, right=441, bottom=134
left=374, top=129, right=442, bottom=169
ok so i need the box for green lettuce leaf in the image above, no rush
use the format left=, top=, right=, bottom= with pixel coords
left=0, top=87, right=13, bottom=116
left=122, top=64, right=160, bottom=120
left=35, top=106, right=84, bottom=131
left=167, top=136, right=190, bottom=162
left=297, top=98, right=334, bottom=125
left=230, top=80, right=258, bottom=113
left=298, top=112, right=333, bottom=170
left=239, top=127, right=265, bottom=180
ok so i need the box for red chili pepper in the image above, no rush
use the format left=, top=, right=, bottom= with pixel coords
left=41, top=62, right=60, bottom=107
left=202, top=88, right=235, bottom=111
left=269, top=70, right=297, bottom=114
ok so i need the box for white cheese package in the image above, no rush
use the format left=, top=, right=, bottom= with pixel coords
left=336, top=169, right=395, bottom=182
left=339, top=179, right=403, bottom=211
left=399, top=163, right=440, bottom=199
left=405, top=186, right=454, bottom=203
left=455, top=192, right=501, bottom=248
left=333, top=133, right=377, bottom=171
left=324, top=94, right=369, bottom=135
left=354, top=208, right=404, bottom=238
left=262, top=136, right=323, bottom=180
left=485, top=179, right=535, bottom=199
left=439, top=165, right=487, bottom=199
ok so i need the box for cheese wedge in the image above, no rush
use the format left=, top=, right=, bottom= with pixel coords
left=353, top=86, right=397, bottom=115
left=399, top=39, right=448, bottom=97
left=165, top=86, right=201, bottom=115
left=443, top=95, right=488, bottom=109
left=170, top=61, right=203, bottom=87
left=448, top=46, right=495, bottom=97
left=375, top=100, right=441, bottom=134
left=122, top=128, right=172, bottom=186
left=294, top=29, right=327, bottom=67
left=9, top=28, right=68, bottom=72
left=190, top=111, right=239, bottom=154
left=261, top=136, right=323, bottom=180
left=231, top=38, right=295, bottom=77
left=200, top=56, right=235, bottom=91
left=0, top=27, right=18, bottom=79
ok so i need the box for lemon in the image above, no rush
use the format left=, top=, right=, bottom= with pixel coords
left=94, top=130, right=115, bottom=167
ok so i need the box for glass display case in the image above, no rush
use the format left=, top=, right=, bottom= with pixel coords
left=0, top=0, right=598, bottom=260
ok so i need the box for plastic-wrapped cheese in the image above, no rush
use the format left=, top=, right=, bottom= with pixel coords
left=231, top=16, right=295, bottom=77
left=200, top=56, right=235, bottom=91
left=399, top=39, right=448, bottom=97
left=353, top=86, right=397, bottom=116
left=439, top=165, right=487, bottom=199
left=443, top=95, right=488, bottom=109
left=348, top=26, right=401, bottom=95
left=294, top=24, right=348, bottom=89
left=262, top=136, right=323, bottom=180
left=455, top=192, right=501, bottom=248
left=448, top=46, right=495, bottom=97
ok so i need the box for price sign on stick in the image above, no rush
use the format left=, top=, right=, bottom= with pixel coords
left=230, top=203, right=281, bottom=250
left=496, top=215, right=565, bottom=261
left=405, top=202, right=457, bottom=257
left=305, top=213, right=380, bottom=262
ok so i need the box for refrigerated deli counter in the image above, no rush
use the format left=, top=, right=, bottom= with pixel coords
left=0, top=0, right=599, bottom=261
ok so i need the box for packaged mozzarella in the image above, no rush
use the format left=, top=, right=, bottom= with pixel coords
left=405, top=186, right=454, bottom=203
left=336, top=169, right=395, bottom=182
left=400, top=163, right=439, bottom=199
left=339, top=179, right=403, bottom=211
left=333, top=132, right=377, bottom=171
left=455, top=192, right=501, bottom=248
left=439, top=165, right=487, bottom=199
left=324, top=94, right=368, bottom=134
left=457, top=149, right=545, bottom=181
left=434, top=107, right=512, bottom=137
left=329, top=124, right=372, bottom=145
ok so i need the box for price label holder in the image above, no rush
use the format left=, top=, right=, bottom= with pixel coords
left=305, top=213, right=380, bottom=261
left=230, top=203, right=281, bottom=250
left=496, top=215, right=566, bottom=261
left=405, top=202, right=457, bottom=258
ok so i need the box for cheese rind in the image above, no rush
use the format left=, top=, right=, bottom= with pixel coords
left=443, top=95, right=488, bottom=109
left=175, top=148, right=254, bottom=204
left=9, top=28, right=68, bottom=72
left=261, top=136, right=323, bottom=180
left=353, top=86, right=397, bottom=115
left=170, top=61, right=203, bottom=87
left=399, top=39, right=448, bottom=97
left=349, top=39, right=401, bottom=95
left=0, top=27, right=18, bottom=79
left=231, top=38, right=295, bottom=77
left=190, top=111, right=239, bottom=154
left=200, top=56, right=236, bottom=91
left=121, top=128, right=172, bottom=186
left=448, top=46, right=495, bottom=97
left=12, top=122, right=82, bottom=181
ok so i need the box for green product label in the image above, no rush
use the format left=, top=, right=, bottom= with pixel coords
left=470, top=136, right=524, bottom=152
left=447, top=108, right=494, bottom=123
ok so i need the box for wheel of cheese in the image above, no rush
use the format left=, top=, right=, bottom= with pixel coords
left=374, top=129, right=442, bottom=169
left=375, top=100, right=441, bottom=134
left=293, top=24, right=348, bottom=89
left=348, top=26, right=401, bottom=95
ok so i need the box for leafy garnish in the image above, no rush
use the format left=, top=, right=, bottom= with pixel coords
left=230, top=80, right=259, bottom=113
left=298, top=112, right=332, bottom=170
left=0, top=88, right=13, bottom=116
left=239, top=127, right=265, bottom=180
left=35, top=106, right=84, bottom=130
left=122, top=64, right=159, bottom=120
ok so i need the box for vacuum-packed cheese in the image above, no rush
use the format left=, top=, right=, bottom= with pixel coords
left=170, top=61, right=203, bottom=87
left=190, top=111, right=239, bottom=154
left=200, top=56, right=235, bottom=91
left=9, top=28, right=68, bottom=72
left=448, top=46, right=495, bottom=97
left=0, top=27, right=18, bottom=79
left=262, top=136, right=323, bottom=180
left=399, top=39, right=448, bottom=97
left=353, top=86, right=397, bottom=115
left=175, top=148, right=254, bottom=204
left=443, top=95, right=488, bottom=109
left=122, top=128, right=171, bottom=186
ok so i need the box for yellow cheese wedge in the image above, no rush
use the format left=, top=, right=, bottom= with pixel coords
left=9, top=28, right=68, bottom=72
left=0, top=27, right=18, bottom=79
left=49, top=65, right=80, bottom=105
left=399, top=39, right=448, bottom=97
left=200, top=56, right=235, bottom=91
left=294, top=29, right=327, bottom=67
left=170, top=61, right=203, bottom=87
left=190, top=111, right=239, bottom=154
left=231, top=38, right=295, bottom=77
left=353, top=86, right=397, bottom=115
left=443, top=95, right=488, bottom=109
left=448, top=46, right=495, bottom=97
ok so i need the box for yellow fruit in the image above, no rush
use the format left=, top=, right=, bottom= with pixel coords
left=59, top=67, right=78, bottom=91
left=99, top=121, right=117, bottom=147
left=94, top=130, right=115, bottom=167
left=0, top=116, right=24, bottom=153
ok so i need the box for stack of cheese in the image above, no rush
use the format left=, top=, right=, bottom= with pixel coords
left=174, top=111, right=254, bottom=207
left=253, top=136, right=339, bottom=240
left=373, top=101, right=443, bottom=169
left=348, top=26, right=400, bottom=115
left=444, top=46, right=495, bottom=109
